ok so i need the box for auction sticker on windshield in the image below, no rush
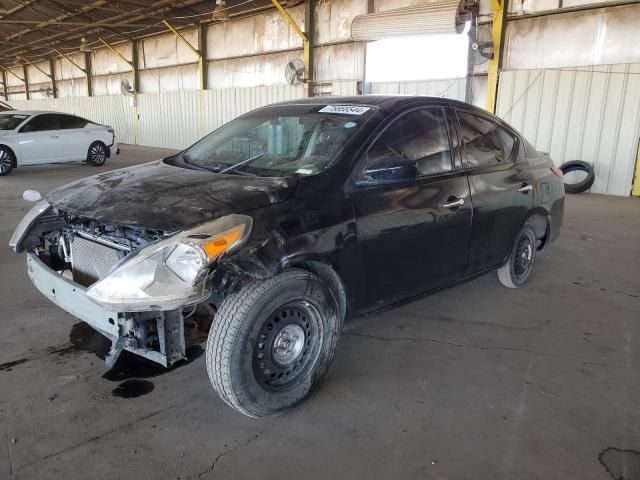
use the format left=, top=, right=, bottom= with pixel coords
left=318, top=105, right=370, bottom=115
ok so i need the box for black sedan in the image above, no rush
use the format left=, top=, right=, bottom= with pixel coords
left=10, top=96, right=565, bottom=417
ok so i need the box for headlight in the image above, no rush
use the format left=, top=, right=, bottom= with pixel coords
left=86, top=214, right=252, bottom=312
left=9, top=200, right=51, bottom=253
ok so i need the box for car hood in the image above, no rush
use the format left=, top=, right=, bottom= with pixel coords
left=46, top=159, right=298, bottom=231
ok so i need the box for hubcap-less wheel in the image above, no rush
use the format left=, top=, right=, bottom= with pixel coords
left=513, top=233, right=534, bottom=282
left=497, top=224, right=538, bottom=288
left=89, top=143, right=107, bottom=166
left=253, top=302, right=322, bottom=391
left=0, top=149, right=12, bottom=174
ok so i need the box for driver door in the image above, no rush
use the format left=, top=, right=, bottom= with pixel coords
left=350, top=106, right=472, bottom=311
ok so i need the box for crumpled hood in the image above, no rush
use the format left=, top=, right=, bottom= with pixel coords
left=46, top=159, right=298, bottom=231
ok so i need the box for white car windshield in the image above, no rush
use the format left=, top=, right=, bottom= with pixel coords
left=179, top=104, right=375, bottom=176
left=0, top=114, right=30, bottom=131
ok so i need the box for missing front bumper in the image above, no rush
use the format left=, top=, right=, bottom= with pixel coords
left=27, top=252, right=186, bottom=367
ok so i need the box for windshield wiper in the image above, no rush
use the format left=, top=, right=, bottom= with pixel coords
left=220, top=153, right=265, bottom=174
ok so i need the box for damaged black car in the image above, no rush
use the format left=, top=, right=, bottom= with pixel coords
left=9, top=96, right=565, bottom=417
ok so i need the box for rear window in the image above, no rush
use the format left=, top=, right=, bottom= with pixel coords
left=60, top=115, right=89, bottom=129
left=457, top=111, right=517, bottom=167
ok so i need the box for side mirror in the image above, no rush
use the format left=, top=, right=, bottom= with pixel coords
left=360, top=156, right=417, bottom=185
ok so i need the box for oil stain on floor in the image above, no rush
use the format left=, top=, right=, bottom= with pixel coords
left=102, top=345, right=204, bottom=382
left=599, top=447, right=640, bottom=480
left=48, top=322, right=111, bottom=359
left=0, top=358, right=29, bottom=371
left=111, top=379, right=155, bottom=399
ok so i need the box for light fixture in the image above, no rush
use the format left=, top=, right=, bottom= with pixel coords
left=212, top=0, right=230, bottom=21
left=79, top=37, right=90, bottom=52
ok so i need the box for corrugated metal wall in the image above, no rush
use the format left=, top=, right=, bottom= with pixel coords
left=497, top=64, right=640, bottom=196
left=370, top=77, right=466, bottom=100
left=10, top=85, right=305, bottom=150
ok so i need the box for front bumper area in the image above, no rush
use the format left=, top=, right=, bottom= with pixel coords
left=27, top=252, right=185, bottom=367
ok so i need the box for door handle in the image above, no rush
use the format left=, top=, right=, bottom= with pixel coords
left=50, top=135, right=59, bottom=139
left=443, top=198, right=465, bottom=209
left=519, top=184, right=533, bottom=193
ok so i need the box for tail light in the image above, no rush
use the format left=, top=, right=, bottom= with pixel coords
left=550, top=166, right=563, bottom=178
left=107, top=128, right=114, bottom=134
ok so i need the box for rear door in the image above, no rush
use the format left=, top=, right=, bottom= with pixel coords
left=17, top=113, right=63, bottom=164
left=58, top=114, right=91, bottom=160
left=351, top=106, right=472, bottom=310
left=454, top=109, right=534, bottom=274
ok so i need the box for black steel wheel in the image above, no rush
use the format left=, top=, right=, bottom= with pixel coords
left=87, top=141, right=108, bottom=167
left=206, top=269, right=342, bottom=417
left=0, top=146, right=15, bottom=176
left=497, top=224, right=537, bottom=288
left=252, top=301, right=323, bottom=391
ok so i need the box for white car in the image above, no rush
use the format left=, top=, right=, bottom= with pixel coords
left=0, top=110, right=118, bottom=176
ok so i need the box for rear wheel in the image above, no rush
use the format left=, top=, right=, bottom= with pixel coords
left=497, top=224, right=537, bottom=288
left=87, top=141, right=108, bottom=167
left=206, top=269, right=342, bottom=417
left=0, top=146, right=14, bottom=176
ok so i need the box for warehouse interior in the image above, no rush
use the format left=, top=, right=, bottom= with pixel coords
left=1, top=1, right=639, bottom=479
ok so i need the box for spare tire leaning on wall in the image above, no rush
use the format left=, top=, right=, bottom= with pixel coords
left=559, top=160, right=595, bottom=194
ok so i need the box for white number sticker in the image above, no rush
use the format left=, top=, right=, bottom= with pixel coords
left=319, top=105, right=370, bottom=115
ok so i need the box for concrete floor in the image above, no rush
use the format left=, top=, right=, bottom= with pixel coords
left=1, top=145, right=639, bottom=480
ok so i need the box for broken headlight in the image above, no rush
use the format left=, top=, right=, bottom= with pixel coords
left=86, top=214, right=252, bottom=311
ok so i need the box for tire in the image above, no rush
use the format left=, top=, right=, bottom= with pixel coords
left=0, top=146, right=15, bottom=176
left=560, top=160, right=595, bottom=194
left=497, top=224, right=537, bottom=288
left=87, top=141, right=108, bottom=167
left=206, top=269, right=342, bottom=418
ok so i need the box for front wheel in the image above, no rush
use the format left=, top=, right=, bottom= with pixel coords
left=206, top=269, right=342, bottom=417
left=87, top=141, right=108, bottom=167
left=0, top=146, right=15, bottom=176
left=497, top=224, right=537, bottom=288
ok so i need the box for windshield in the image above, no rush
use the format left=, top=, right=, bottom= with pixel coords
left=0, top=113, right=30, bottom=131
left=178, top=104, right=375, bottom=176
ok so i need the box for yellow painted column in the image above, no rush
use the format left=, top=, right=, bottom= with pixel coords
left=486, top=0, right=506, bottom=113
left=632, top=139, right=640, bottom=196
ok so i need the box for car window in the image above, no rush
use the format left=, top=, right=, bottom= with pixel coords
left=367, top=108, right=453, bottom=177
left=456, top=111, right=516, bottom=167
left=59, top=114, right=88, bottom=129
left=20, top=114, right=61, bottom=133
left=0, top=113, right=30, bottom=130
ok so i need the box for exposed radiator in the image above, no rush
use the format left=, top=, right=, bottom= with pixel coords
left=71, top=236, right=122, bottom=287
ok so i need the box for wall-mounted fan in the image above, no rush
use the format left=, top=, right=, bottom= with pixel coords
left=469, top=24, right=494, bottom=65
left=285, top=58, right=305, bottom=86
left=120, top=78, right=135, bottom=95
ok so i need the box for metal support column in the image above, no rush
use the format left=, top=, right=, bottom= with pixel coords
left=162, top=19, right=206, bottom=136
left=85, top=52, right=93, bottom=97
left=632, top=138, right=640, bottom=196
left=49, top=58, right=57, bottom=98
left=1, top=70, right=7, bottom=101
left=271, top=0, right=312, bottom=96
left=23, top=65, right=30, bottom=100
left=132, top=40, right=140, bottom=145
left=486, top=0, right=508, bottom=113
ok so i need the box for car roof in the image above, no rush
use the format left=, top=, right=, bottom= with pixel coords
left=273, top=95, right=489, bottom=117
left=0, top=110, right=56, bottom=116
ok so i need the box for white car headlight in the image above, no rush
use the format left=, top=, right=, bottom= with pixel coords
left=9, top=200, right=51, bottom=253
left=86, top=214, right=252, bottom=312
